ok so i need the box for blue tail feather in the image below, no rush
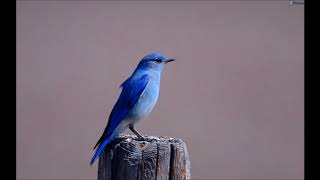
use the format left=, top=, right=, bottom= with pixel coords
left=90, top=133, right=116, bottom=165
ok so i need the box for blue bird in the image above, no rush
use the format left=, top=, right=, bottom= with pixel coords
left=90, top=53, right=175, bottom=165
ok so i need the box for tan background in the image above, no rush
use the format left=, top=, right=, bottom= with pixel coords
left=16, top=1, right=304, bottom=179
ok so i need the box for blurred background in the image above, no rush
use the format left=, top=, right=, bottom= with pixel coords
left=16, top=1, right=304, bottom=179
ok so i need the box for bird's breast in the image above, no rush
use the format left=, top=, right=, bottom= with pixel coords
left=126, top=80, right=160, bottom=121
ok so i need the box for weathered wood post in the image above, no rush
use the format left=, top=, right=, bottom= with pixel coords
left=98, top=134, right=191, bottom=180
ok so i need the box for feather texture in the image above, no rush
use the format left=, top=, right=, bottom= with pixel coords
left=90, top=74, right=149, bottom=165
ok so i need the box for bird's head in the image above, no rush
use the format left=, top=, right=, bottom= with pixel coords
left=137, top=53, right=175, bottom=72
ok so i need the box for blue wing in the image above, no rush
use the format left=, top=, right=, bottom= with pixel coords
left=104, top=74, right=149, bottom=136
left=90, top=74, right=149, bottom=165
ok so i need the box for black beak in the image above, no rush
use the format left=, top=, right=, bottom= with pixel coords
left=165, top=58, right=176, bottom=63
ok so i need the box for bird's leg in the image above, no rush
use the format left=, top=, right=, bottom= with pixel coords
left=129, top=124, right=144, bottom=140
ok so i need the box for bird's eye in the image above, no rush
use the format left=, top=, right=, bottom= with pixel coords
left=154, top=58, right=162, bottom=63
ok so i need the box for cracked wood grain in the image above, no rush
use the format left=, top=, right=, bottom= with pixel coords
left=97, top=134, right=190, bottom=180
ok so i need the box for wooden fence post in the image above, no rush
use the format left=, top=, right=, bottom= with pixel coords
left=98, top=134, right=191, bottom=180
